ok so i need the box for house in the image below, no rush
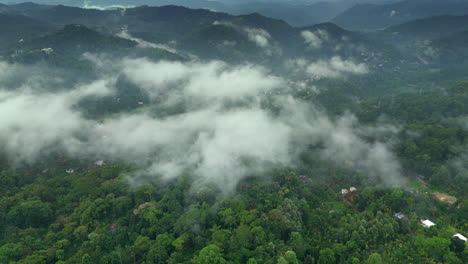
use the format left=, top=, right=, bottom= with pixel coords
left=41, top=48, right=54, bottom=55
left=421, top=219, right=436, bottom=228
left=393, top=212, right=406, bottom=219
left=94, top=160, right=105, bottom=167
left=341, top=187, right=357, bottom=195
left=65, top=168, right=74, bottom=174
left=452, top=233, right=467, bottom=242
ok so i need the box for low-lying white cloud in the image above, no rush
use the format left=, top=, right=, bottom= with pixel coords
left=285, top=56, right=369, bottom=79
left=0, top=57, right=400, bottom=191
left=116, top=28, right=178, bottom=54
left=306, top=56, right=369, bottom=78
left=121, top=59, right=282, bottom=102
left=245, top=27, right=271, bottom=48
left=213, top=21, right=276, bottom=53
left=301, top=29, right=329, bottom=49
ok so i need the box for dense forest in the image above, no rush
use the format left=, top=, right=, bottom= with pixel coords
left=0, top=1, right=467, bottom=264
left=0, top=80, right=466, bottom=263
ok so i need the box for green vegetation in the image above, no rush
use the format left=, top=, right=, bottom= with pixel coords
left=0, top=80, right=466, bottom=264
left=0, top=3, right=467, bottom=264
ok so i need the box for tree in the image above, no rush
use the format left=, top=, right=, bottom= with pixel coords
left=289, top=232, right=307, bottom=259
left=284, top=250, right=299, bottom=264
left=318, top=248, right=336, bottom=264
left=0, top=243, right=23, bottom=263
left=365, top=253, right=383, bottom=264
left=7, top=200, right=52, bottom=228
left=147, top=233, right=174, bottom=263
left=247, top=258, right=258, bottom=264
left=81, top=254, right=92, bottom=264
left=196, top=244, right=226, bottom=264
left=450, top=237, right=466, bottom=254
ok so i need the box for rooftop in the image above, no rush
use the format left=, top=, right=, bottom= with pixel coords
left=421, top=219, right=436, bottom=228
left=453, top=233, right=467, bottom=242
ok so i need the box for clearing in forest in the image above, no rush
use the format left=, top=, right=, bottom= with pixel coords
left=433, top=192, right=457, bottom=204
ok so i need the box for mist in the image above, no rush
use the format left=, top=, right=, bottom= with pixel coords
left=0, top=54, right=402, bottom=191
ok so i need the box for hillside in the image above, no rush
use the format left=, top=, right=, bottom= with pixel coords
left=384, top=15, right=468, bottom=40
left=0, top=13, right=54, bottom=45
left=431, top=30, right=468, bottom=63
left=333, top=0, right=468, bottom=30
left=0, top=3, right=467, bottom=264
left=13, top=24, right=136, bottom=54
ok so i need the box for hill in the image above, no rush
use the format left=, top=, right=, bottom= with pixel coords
left=0, top=13, right=54, bottom=46
left=431, top=30, right=468, bottom=63
left=384, top=15, right=468, bottom=40
left=3, top=24, right=136, bottom=66
left=20, top=4, right=120, bottom=29
left=13, top=24, right=136, bottom=54
left=333, top=0, right=468, bottom=31
left=226, top=1, right=353, bottom=27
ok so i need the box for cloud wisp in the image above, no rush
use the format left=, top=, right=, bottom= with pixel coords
left=213, top=21, right=279, bottom=55
left=301, top=29, right=329, bottom=49
left=286, top=56, right=369, bottom=79
left=116, top=28, right=178, bottom=54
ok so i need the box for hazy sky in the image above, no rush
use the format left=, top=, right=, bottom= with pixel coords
left=3, top=0, right=396, bottom=5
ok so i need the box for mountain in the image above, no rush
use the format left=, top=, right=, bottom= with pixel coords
left=4, top=24, right=136, bottom=64
left=0, top=3, right=12, bottom=13
left=18, top=4, right=121, bottom=30
left=225, top=1, right=354, bottom=27
left=0, top=3, right=410, bottom=69
left=9, top=2, right=52, bottom=13
left=181, top=23, right=262, bottom=62
left=0, top=13, right=54, bottom=46
left=3, top=23, right=186, bottom=66
left=298, top=22, right=404, bottom=65
left=230, top=12, right=296, bottom=45
left=333, top=0, right=468, bottom=31
left=431, top=30, right=468, bottom=63
left=384, top=15, right=468, bottom=40
left=14, top=24, right=134, bottom=52
left=121, top=5, right=231, bottom=39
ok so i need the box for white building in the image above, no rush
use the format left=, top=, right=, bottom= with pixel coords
left=95, top=160, right=105, bottom=167
left=350, top=187, right=357, bottom=192
left=452, top=233, right=467, bottom=242
left=421, top=219, right=436, bottom=228
left=41, top=48, right=54, bottom=55
left=65, top=168, right=74, bottom=174
left=341, top=189, right=349, bottom=195
left=393, top=212, right=406, bottom=219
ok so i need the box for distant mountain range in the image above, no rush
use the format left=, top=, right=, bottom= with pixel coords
left=0, top=12, right=54, bottom=45
left=333, top=0, right=468, bottom=31
left=2, top=1, right=468, bottom=69
left=384, top=14, right=468, bottom=39
left=0, top=2, right=405, bottom=66
left=5, top=1, right=468, bottom=30
left=0, top=1, right=395, bottom=27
